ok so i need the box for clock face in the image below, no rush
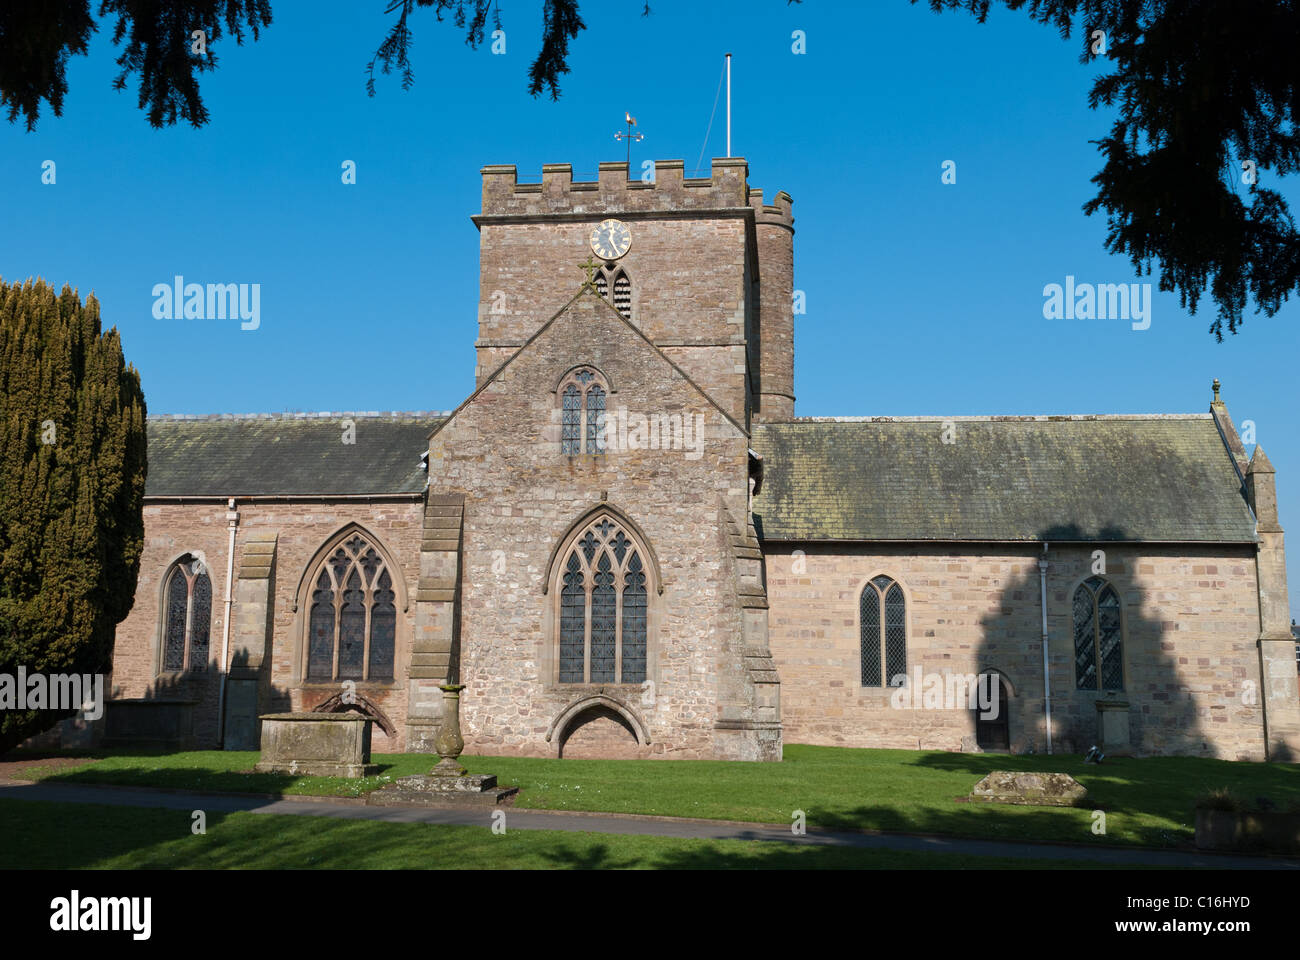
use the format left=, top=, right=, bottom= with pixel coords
left=590, top=219, right=632, bottom=261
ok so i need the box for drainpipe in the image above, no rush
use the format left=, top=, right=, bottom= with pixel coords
left=217, top=498, right=239, bottom=746
left=1038, top=541, right=1054, bottom=755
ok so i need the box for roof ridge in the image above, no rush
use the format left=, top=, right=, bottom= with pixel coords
left=148, top=411, right=450, bottom=421
left=776, top=414, right=1214, bottom=423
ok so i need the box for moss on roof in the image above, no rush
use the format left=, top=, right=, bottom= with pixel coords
left=146, top=414, right=442, bottom=497
left=751, top=417, right=1256, bottom=543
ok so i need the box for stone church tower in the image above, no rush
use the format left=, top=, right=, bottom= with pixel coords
left=408, top=159, right=794, bottom=760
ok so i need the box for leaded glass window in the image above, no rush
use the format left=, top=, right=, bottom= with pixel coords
left=164, top=567, right=189, bottom=672
left=622, top=553, right=647, bottom=683
left=561, top=385, right=581, bottom=455
left=339, top=569, right=366, bottom=680
left=303, top=532, right=400, bottom=683
left=1074, top=576, right=1124, bottom=691
left=557, top=368, right=609, bottom=455
left=590, top=553, right=617, bottom=681
left=308, top=570, right=335, bottom=680
left=160, top=555, right=212, bottom=674
left=861, top=575, right=906, bottom=687
left=884, top=581, right=906, bottom=682
left=585, top=385, right=606, bottom=454
left=859, top=586, right=881, bottom=686
left=559, top=554, right=586, bottom=682
left=370, top=570, right=396, bottom=681
left=554, top=514, right=652, bottom=684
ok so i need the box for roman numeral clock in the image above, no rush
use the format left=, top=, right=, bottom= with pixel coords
left=590, top=218, right=632, bottom=262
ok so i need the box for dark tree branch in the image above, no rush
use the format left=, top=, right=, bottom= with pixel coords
left=918, top=0, right=1300, bottom=338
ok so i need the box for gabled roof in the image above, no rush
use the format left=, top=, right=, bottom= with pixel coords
left=146, top=413, right=443, bottom=497
left=751, top=415, right=1257, bottom=543
left=429, top=284, right=748, bottom=444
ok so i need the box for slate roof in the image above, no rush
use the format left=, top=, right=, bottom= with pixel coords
left=145, top=414, right=444, bottom=497
left=751, top=416, right=1257, bottom=543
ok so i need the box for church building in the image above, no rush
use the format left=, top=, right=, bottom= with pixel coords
left=103, top=157, right=1300, bottom=763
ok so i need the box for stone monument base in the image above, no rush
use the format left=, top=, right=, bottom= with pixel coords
left=969, top=770, right=1087, bottom=807
left=366, top=773, right=518, bottom=808
left=254, top=760, right=381, bottom=778
left=254, top=712, right=377, bottom=779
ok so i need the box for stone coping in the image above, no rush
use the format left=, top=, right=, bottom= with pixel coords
left=793, top=413, right=1214, bottom=423
left=148, top=411, right=450, bottom=421
left=257, top=712, right=370, bottom=722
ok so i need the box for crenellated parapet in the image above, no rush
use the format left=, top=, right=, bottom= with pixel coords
left=478, top=158, right=755, bottom=218
left=749, top=187, right=795, bottom=231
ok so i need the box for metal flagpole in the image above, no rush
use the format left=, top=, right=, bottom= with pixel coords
left=725, top=53, right=732, bottom=157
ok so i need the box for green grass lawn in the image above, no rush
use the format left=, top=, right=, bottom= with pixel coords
left=13, top=743, right=1300, bottom=850
left=0, top=798, right=1099, bottom=870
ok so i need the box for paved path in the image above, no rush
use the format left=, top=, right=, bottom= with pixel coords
left=2, top=777, right=1296, bottom=869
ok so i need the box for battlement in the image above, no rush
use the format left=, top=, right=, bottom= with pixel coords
left=748, top=188, right=795, bottom=231
left=148, top=411, right=450, bottom=421
left=478, top=158, right=790, bottom=220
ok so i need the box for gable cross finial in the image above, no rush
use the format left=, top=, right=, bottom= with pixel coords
left=579, top=255, right=600, bottom=289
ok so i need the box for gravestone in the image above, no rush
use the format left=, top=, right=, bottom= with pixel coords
left=253, top=713, right=379, bottom=778
left=1096, top=699, right=1133, bottom=756
left=970, top=770, right=1087, bottom=806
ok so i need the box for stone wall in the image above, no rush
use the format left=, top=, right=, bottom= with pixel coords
left=764, top=542, right=1268, bottom=760
left=111, top=499, right=425, bottom=751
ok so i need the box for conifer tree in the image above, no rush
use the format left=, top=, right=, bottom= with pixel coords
left=0, top=279, right=147, bottom=754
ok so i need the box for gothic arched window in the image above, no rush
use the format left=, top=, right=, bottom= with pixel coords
left=860, top=575, right=906, bottom=687
left=1073, top=576, right=1124, bottom=691
left=594, top=266, right=632, bottom=320
left=558, top=367, right=609, bottom=455
left=161, top=555, right=212, bottom=673
left=554, top=514, right=651, bottom=684
left=305, top=532, right=397, bottom=683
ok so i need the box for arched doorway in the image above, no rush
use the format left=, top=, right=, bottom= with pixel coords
left=975, top=676, right=1011, bottom=752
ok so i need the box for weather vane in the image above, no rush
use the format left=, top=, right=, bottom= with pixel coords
left=614, top=112, right=645, bottom=167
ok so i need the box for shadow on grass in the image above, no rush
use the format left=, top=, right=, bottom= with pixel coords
left=907, top=750, right=1300, bottom=846
left=16, top=750, right=417, bottom=798
left=3, top=799, right=1069, bottom=870
left=533, top=842, right=645, bottom=870
left=807, top=802, right=1188, bottom=850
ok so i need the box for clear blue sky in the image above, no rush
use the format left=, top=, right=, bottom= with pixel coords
left=2, top=1, right=1297, bottom=619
